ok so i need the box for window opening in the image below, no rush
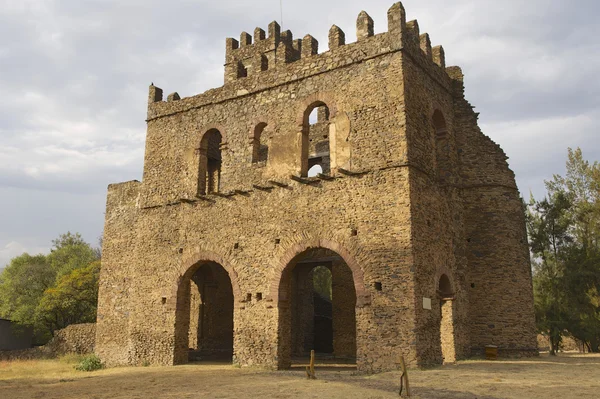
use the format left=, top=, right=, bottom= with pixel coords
left=251, top=122, right=269, bottom=164
left=301, top=102, right=331, bottom=176
left=198, top=129, right=222, bottom=195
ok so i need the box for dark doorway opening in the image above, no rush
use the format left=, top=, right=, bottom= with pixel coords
left=278, top=248, right=356, bottom=369
left=174, top=261, right=234, bottom=364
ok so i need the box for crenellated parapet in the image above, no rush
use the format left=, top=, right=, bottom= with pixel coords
left=224, top=21, right=282, bottom=84
left=149, top=2, right=462, bottom=119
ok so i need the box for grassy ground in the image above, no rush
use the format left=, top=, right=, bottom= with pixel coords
left=1, top=353, right=599, bottom=398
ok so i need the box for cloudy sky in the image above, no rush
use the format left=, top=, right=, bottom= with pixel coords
left=0, top=0, right=598, bottom=268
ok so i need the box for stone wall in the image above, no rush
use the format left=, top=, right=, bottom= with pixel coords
left=96, top=2, right=537, bottom=372
left=537, top=334, right=587, bottom=353
left=47, top=323, right=96, bottom=355
left=0, top=323, right=95, bottom=361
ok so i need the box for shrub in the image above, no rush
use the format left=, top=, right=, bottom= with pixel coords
left=74, top=354, right=103, bottom=372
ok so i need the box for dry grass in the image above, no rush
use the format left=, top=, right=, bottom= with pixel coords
left=1, top=353, right=599, bottom=399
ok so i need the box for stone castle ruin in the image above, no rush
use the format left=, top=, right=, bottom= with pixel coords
left=96, top=2, right=537, bottom=372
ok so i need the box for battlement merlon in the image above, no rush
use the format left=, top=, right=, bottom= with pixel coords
left=221, top=3, right=447, bottom=82
left=148, top=2, right=465, bottom=119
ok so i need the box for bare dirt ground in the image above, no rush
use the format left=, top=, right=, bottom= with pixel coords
left=1, top=353, right=599, bottom=399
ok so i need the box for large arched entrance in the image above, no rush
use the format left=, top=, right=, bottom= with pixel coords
left=277, top=247, right=357, bottom=368
left=174, top=261, right=234, bottom=364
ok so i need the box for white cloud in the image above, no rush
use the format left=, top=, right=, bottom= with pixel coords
left=0, top=0, right=598, bottom=261
left=482, top=112, right=599, bottom=198
left=0, top=241, right=49, bottom=269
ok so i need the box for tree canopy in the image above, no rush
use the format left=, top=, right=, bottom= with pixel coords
left=0, top=232, right=101, bottom=344
left=526, top=148, right=600, bottom=354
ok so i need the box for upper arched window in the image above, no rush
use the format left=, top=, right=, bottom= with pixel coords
left=301, top=102, right=331, bottom=177
left=251, top=122, right=269, bottom=164
left=198, top=129, right=222, bottom=195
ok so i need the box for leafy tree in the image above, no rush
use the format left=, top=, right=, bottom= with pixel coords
left=35, top=261, right=100, bottom=334
left=47, top=232, right=99, bottom=278
left=547, top=148, right=600, bottom=252
left=527, top=192, right=572, bottom=354
left=0, top=254, right=54, bottom=328
left=0, top=232, right=101, bottom=343
left=528, top=148, right=600, bottom=353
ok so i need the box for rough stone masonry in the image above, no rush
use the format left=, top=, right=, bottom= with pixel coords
left=95, top=2, right=537, bottom=372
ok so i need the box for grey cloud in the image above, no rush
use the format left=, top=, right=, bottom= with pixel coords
left=0, top=0, right=598, bottom=262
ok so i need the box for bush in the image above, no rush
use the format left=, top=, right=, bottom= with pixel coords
left=74, top=354, right=103, bottom=372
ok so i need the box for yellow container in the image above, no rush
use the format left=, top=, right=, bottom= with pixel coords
left=485, top=345, right=498, bottom=360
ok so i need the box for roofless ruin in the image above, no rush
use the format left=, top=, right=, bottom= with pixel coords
left=96, top=2, right=537, bottom=372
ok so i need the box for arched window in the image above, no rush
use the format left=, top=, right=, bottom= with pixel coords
left=433, top=110, right=451, bottom=183
left=251, top=122, right=269, bottom=164
left=301, top=102, right=331, bottom=177
left=198, top=129, right=222, bottom=195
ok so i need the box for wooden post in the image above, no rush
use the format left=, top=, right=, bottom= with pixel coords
left=399, top=356, right=411, bottom=397
left=306, top=350, right=317, bottom=379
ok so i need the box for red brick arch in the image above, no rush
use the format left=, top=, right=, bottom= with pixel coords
left=267, top=238, right=370, bottom=307
left=248, top=117, right=275, bottom=140
left=198, top=123, right=228, bottom=147
left=172, top=250, right=242, bottom=305
left=295, top=92, right=338, bottom=127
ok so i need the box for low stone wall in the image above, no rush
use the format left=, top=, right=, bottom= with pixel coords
left=537, top=333, right=585, bottom=352
left=0, top=323, right=96, bottom=361
left=47, top=323, right=96, bottom=355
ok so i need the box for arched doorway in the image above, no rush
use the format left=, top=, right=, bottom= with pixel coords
left=174, top=261, right=234, bottom=364
left=277, top=247, right=357, bottom=368
left=438, top=274, right=456, bottom=364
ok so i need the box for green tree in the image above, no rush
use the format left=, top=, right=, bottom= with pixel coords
left=546, top=148, right=600, bottom=352
left=528, top=148, right=600, bottom=353
left=527, top=191, right=573, bottom=354
left=47, top=232, right=99, bottom=278
left=547, top=148, right=600, bottom=252
left=0, top=254, right=54, bottom=327
left=35, top=261, right=101, bottom=334
left=0, top=232, right=101, bottom=343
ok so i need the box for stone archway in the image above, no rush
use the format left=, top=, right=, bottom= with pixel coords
left=270, top=240, right=369, bottom=369
left=268, top=239, right=369, bottom=306
left=172, top=252, right=241, bottom=365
